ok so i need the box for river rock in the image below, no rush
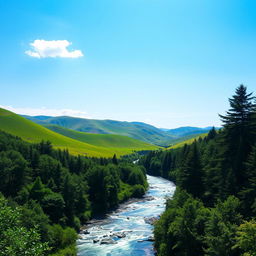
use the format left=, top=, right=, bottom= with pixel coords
left=144, top=217, right=158, bottom=225
left=93, top=239, right=99, bottom=243
left=83, top=230, right=90, bottom=235
left=137, top=236, right=155, bottom=243
left=145, top=196, right=155, bottom=201
left=146, top=236, right=155, bottom=242
left=112, top=232, right=126, bottom=238
left=100, top=238, right=117, bottom=245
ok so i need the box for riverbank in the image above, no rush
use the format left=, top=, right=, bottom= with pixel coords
left=77, top=175, right=176, bottom=256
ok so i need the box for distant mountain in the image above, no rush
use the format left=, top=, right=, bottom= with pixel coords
left=22, top=115, right=176, bottom=146
left=22, top=115, right=217, bottom=146
left=165, top=126, right=217, bottom=137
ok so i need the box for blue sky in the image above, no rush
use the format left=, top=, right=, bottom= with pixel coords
left=0, top=0, right=256, bottom=128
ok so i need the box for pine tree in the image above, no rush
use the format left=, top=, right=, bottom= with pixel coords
left=219, top=85, right=256, bottom=193
left=161, top=152, right=172, bottom=178
left=206, top=127, right=217, bottom=141
left=239, top=145, right=256, bottom=216
left=177, top=141, right=203, bottom=198
left=112, top=154, right=118, bottom=165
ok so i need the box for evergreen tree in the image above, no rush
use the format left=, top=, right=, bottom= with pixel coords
left=239, top=145, right=256, bottom=216
left=161, top=152, right=172, bottom=178
left=112, top=154, right=118, bottom=165
left=234, top=220, right=256, bottom=256
left=177, top=142, right=204, bottom=198
left=219, top=85, right=256, bottom=193
left=205, top=196, right=242, bottom=256
left=205, top=127, right=217, bottom=141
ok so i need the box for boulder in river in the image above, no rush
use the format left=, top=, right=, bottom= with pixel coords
left=144, top=217, right=158, bottom=225
left=112, top=232, right=126, bottom=238
left=100, top=238, right=117, bottom=245
left=144, top=196, right=155, bottom=201
left=137, top=236, right=155, bottom=242
left=146, top=236, right=155, bottom=242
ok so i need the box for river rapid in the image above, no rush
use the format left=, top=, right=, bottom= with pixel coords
left=77, top=175, right=176, bottom=256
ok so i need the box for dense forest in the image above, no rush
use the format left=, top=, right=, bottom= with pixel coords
left=1, top=84, right=255, bottom=256
left=140, top=85, right=256, bottom=256
left=0, top=132, right=147, bottom=255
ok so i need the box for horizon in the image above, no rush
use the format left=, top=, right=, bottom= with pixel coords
left=1, top=0, right=256, bottom=128
left=0, top=105, right=219, bottom=129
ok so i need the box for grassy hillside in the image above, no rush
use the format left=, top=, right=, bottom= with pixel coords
left=44, top=124, right=157, bottom=149
left=167, top=133, right=207, bottom=149
left=0, top=108, right=158, bottom=157
left=23, top=115, right=175, bottom=146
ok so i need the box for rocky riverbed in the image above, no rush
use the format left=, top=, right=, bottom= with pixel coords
left=77, top=175, right=176, bottom=256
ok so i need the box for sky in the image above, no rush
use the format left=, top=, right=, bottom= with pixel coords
left=0, top=0, right=256, bottom=128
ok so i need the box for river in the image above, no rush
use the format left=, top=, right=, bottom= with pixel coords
left=77, top=175, right=176, bottom=256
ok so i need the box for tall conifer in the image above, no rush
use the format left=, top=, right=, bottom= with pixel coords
left=219, top=85, right=255, bottom=193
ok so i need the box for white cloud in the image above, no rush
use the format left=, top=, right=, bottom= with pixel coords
left=25, top=39, right=83, bottom=58
left=0, top=105, right=90, bottom=118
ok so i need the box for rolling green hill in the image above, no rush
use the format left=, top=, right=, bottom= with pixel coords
left=44, top=124, right=157, bottom=149
left=167, top=133, right=207, bottom=149
left=23, top=115, right=218, bottom=147
left=23, top=115, right=175, bottom=146
left=0, top=108, right=158, bottom=157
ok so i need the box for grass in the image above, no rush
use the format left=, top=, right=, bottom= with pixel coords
left=0, top=108, right=159, bottom=157
left=44, top=124, right=157, bottom=149
left=24, top=115, right=175, bottom=146
left=167, top=133, right=207, bottom=149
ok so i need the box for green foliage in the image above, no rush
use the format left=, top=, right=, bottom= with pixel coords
left=0, top=195, right=49, bottom=256
left=154, top=189, right=210, bottom=256
left=219, top=85, right=256, bottom=194
left=234, top=220, right=256, bottom=256
left=132, top=184, right=145, bottom=198
left=0, top=128, right=148, bottom=254
left=118, top=182, right=133, bottom=202
left=177, top=142, right=203, bottom=198
left=87, top=164, right=120, bottom=212
left=143, top=86, right=256, bottom=256
left=49, top=245, right=76, bottom=256
left=47, top=224, right=77, bottom=252
left=204, top=196, right=242, bottom=256
left=0, top=150, right=30, bottom=197
left=239, top=145, right=256, bottom=216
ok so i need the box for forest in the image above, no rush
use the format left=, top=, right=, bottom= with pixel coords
left=140, top=85, right=256, bottom=256
left=1, top=85, right=256, bottom=256
left=0, top=132, right=147, bottom=255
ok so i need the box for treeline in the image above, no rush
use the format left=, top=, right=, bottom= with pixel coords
left=0, top=132, right=147, bottom=256
left=140, top=85, right=256, bottom=256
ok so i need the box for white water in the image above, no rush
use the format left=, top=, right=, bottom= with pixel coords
left=77, top=175, right=176, bottom=256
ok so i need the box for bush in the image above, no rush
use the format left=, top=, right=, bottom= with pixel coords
left=48, top=224, right=77, bottom=253
left=50, top=245, right=76, bottom=256
left=132, top=184, right=145, bottom=198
